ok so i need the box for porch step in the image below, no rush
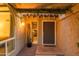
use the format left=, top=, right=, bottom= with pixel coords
left=36, top=45, right=64, bottom=56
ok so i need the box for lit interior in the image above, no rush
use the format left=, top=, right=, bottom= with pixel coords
left=0, top=12, right=10, bottom=40
left=0, top=7, right=9, bottom=11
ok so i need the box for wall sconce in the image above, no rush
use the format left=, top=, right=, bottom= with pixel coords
left=21, top=22, right=25, bottom=26
left=0, top=22, right=4, bottom=29
left=19, top=22, right=25, bottom=28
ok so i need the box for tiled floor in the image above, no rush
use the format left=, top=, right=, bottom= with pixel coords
left=17, top=44, right=37, bottom=56
left=17, top=44, right=64, bottom=56
left=36, top=45, right=64, bottom=56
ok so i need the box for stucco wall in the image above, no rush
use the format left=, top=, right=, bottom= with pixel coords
left=57, top=12, right=79, bottom=55
left=10, top=14, right=26, bottom=56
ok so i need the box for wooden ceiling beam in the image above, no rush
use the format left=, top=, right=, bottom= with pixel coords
left=0, top=11, right=9, bottom=12
left=16, top=8, right=67, bottom=14
left=6, top=3, right=76, bottom=14
left=0, top=5, right=7, bottom=7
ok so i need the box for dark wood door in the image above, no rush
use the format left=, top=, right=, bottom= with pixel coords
left=43, top=22, right=55, bottom=45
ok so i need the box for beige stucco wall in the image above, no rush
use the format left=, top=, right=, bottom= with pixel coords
left=10, top=13, right=26, bottom=56
left=57, top=11, right=79, bottom=55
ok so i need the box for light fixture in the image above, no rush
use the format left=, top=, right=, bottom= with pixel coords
left=0, top=22, right=4, bottom=28
left=21, top=22, right=25, bottom=26
left=19, top=22, right=25, bottom=28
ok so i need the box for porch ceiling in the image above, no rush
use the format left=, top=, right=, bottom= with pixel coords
left=13, top=3, right=74, bottom=9
left=8, top=3, right=76, bottom=13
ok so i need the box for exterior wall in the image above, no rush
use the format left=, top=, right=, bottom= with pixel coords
left=57, top=12, right=79, bottom=55
left=10, top=13, right=26, bottom=56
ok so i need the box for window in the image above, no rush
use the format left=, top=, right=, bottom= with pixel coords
left=0, top=4, right=14, bottom=41
left=0, top=4, right=15, bottom=56
left=0, top=12, right=11, bottom=41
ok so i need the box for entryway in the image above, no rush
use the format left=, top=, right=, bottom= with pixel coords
left=25, top=19, right=56, bottom=46
left=17, top=14, right=63, bottom=56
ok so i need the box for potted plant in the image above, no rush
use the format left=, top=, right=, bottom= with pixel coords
left=27, top=35, right=32, bottom=48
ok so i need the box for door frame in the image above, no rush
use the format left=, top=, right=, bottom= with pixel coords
left=42, top=20, right=56, bottom=45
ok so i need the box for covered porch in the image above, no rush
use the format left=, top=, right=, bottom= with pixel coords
left=0, top=3, right=79, bottom=56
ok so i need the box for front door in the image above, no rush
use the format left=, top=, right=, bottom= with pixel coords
left=42, top=20, right=56, bottom=45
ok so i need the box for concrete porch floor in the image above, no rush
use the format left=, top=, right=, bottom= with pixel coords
left=17, top=44, right=64, bottom=56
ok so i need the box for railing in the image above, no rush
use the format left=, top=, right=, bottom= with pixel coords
left=0, top=37, right=15, bottom=56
